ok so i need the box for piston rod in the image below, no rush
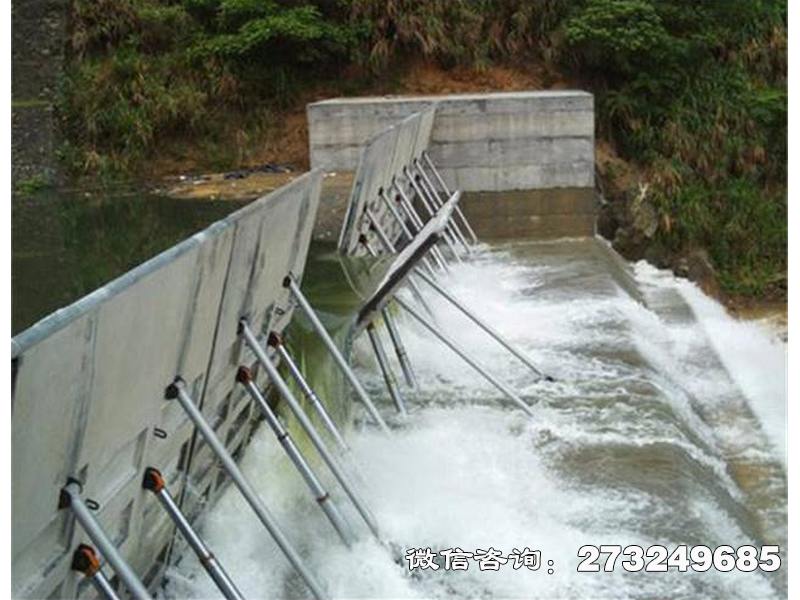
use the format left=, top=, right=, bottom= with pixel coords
left=392, top=183, right=450, bottom=272
left=366, top=322, right=407, bottom=415
left=167, top=378, right=329, bottom=600
left=142, top=468, right=244, bottom=600
left=422, top=151, right=479, bottom=244
left=71, top=544, right=121, bottom=600
left=236, top=366, right=355, bottom=547
left=59, top=482, right=152, bottom=600
left=411, top=163, right=471, bottom=255
left=267, top=333, right=350, bottom=452
left=403, top=168, right=463, bottom=262
left=240, top=322, right=382, bottom=540
left=285, top=275, right=390, bottom=434
left=378, top=189, right=437, bottom=278
left=413, top=268, right=553, bottom=381
left=394, top=297, right=535, bottom=418
left=381, top=307, right=417, bottom=389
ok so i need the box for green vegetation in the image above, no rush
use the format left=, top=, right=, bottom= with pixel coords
left=563, top=0, right=786, bottom=296
left=14, top=173, right=52, bottom=197
left=59, top=0, right=786, bottom=298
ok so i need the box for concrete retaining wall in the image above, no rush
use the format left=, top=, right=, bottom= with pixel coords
left=338, top=107, right=435, bottom=257
left=11, top=172, right=322, bottom=599
left=308, top=91, right=595, bottom=192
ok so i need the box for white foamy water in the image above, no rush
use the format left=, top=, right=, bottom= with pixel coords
left=633, top=261, right=787, bottom=467
left=169, top=239, right=786, bottom=599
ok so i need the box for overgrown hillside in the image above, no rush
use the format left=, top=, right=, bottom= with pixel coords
left=58, top=0, right=787, bottom=300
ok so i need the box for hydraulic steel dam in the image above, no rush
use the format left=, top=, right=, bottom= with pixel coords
left=11, top=92, right=786, bottom=600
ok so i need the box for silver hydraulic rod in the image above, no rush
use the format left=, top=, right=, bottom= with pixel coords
left=59, top=483, right=152, bottom=600
left=404, top=168, right=463, bottom=262
left=411, top=159, right=445, bottom=210
left=142, top=468, right=244, bottom=600
left=393, top=183, right=450, bottom=273
left=268, top=334, right=350, bottom=453
left=413, top=268, right=553, bottom=381
left=285, top=276, right=391, bottom=435
left=410, top=162, right=470, bottom=252
left=378, top=190, right=438, bottom=278
left=381, top=307, right=417, bottom=388
left=413, top=162, right=472, bottom=254
left=241, top=324, right=382, bottom=540
left=394, top=296, right=536, bottom=418
left=90, top=571, right=120, bottom=600
left=167, top=379, right=329, bottom=600
left=403, top=167, right=465, bottom=259
left=364, top=207, right=396, bottom=253
left=366, top=322, right=407, bottom=415
left=71, top=544, right=122, bottom=600
left=379, top=190, right=414, bottom=239
left=359, top=235, right=385, bottom=275
left=422, top=151, right=479, bottom=244
left=236, top=366, right=355, bottom=547
left=364, top=209, right=400, bottom=253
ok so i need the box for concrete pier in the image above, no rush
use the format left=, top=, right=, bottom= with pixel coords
left=308, top=91, right=595, bottom=192
left=308, top=91, right=597, bottom=239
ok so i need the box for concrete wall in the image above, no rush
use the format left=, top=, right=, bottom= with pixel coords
left=308, top=91, right=595, bottom=193
left=338, top=107, right=436, bottom=257
left=11, top=172, right=322, bottom=599
left=12, top=0, right=67, bottom=184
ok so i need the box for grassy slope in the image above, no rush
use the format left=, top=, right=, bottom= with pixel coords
left=54, top=1, right=786, bottom=304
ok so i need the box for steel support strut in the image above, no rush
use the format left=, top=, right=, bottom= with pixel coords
left=393, top=183, right=450, bottom=272
left=381, top=308, right=417, bottom=388
left=239, top=323, right=382, bottom=540
left=422, top=151, right=479, bottom=244
left=267, top=332, right=350, bottom=452
left=285, top=275, right=390, bottom=434
left=413, top=268, right=553, bottom=381
left=59, top=482, right=152, bottom=600
left=236, top=366, right=355, bottom=547
left=166, top=378, right=329, bottom=600
left=411, top=162, right=472, bottom=254
left=378, top=189, right=437, bottom=277
left=394, top=297, right=535, bottom=418
left=404, top=168, right=463, bottom=262
left=71, top=544, right=121, bottom=600
left=142, top=468, right=245, bottom=600
left=366, top=322, right=407, bottom=415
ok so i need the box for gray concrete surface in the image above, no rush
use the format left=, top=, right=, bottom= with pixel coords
left=308, top=91, right=595, bottom=192
left=11, top=172, right=322, bottom=599
left=338, top=107, right=436, bottom=256
left=461, top=188, right=597, bottom=239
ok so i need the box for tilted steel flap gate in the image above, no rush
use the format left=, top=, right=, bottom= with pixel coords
left=11, top=171, right=322, bottom=599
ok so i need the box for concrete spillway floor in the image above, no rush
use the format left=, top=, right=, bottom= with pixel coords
left=167, top=237, right=786, bottom=600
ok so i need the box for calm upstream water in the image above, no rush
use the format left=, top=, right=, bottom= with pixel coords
left=165, top=238, right=787, bottom=599
left=11, top=189, right=244, bottom=334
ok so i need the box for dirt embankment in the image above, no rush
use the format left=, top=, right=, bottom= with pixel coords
left=147, top=59, right=566, bottom=179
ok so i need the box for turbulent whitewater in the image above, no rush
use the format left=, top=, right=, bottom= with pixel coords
left=168, top=238, right=786, bottom=600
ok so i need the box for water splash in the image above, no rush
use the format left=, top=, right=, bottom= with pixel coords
left=169, top=238, right=785, bottom=599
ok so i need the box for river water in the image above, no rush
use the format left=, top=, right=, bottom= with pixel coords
left=11, top=189, right=241, bottom=334
left=166, top=237, right=787, bottom=599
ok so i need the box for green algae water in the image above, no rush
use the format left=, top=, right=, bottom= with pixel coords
left=11, top=188, right=243, bottom=334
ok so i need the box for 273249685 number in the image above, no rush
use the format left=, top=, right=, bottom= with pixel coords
left=576, top=545, right=781, bottom=573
